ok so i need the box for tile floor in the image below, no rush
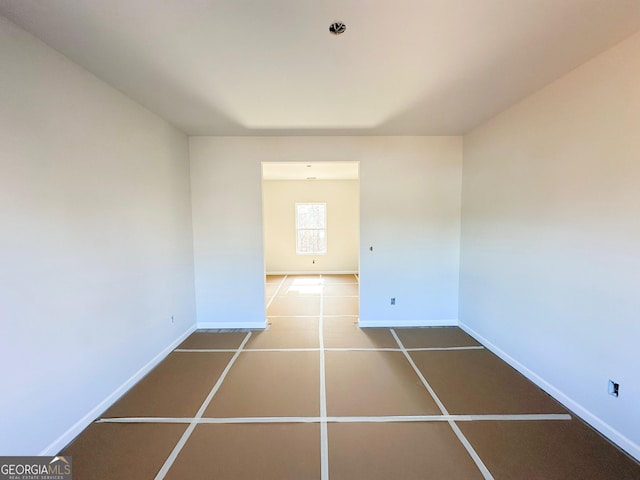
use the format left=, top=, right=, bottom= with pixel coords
left=62, top=274, right=640, bottom=479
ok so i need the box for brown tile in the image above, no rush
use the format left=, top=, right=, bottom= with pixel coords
left=278, top=290, right=323, bottom=299
left=322, top=274, right=359, bottom=284
left=103, top=352, right=233, bottom=417
left=205, top=351, right=320, bottom=417
left=281, top=276, right=324, bottom=295
left=394, top=327, right=481, bottom=348
left=266, top=275, right=286, bottom=284
left=61, top=423, right=186, bottom=480
left=246, top=317, right=319, bottom=349
left=459, top=419, right=640, bottom=479
left=178, top=331, right=247, bottom=349
left=265, top=283, right=280, bottom=298
left=323, top=317, right=396, bottom=349
left=283, top=275, right=324, bottom=290
left=325, top=351, right=441, bottom=416
left=410, top=349, right=566, bottom=414
left=323, top=296, right=359, bottom=316
left=324, top=283, right=359, bottom=296
left=328, top=422, right=483, bottom=480
left=166, top=423, right=320, bottom=480
left=267, top=295, right=320, bottom=316
left=286, top=274, right=324, bottom=282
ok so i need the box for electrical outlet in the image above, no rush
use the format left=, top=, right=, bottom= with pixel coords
left=608, top=380, right=619, bottom=397
left=390, top=297, right=396, bottom=305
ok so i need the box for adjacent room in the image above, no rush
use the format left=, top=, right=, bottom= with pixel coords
left=1, top=1, right=639, bottom=479
left=262, top=162, right=360, bottom=278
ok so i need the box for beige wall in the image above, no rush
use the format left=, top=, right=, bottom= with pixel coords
left=460, top=31, right=640, bottom=459
left=0, top=16, right=196, bottom=455
left=263, top=179, right=359, bottom=274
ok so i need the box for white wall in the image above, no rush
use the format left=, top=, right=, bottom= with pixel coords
left=460, top=31, right=640, bottom=460
left=0, top=16, right=196, bottom=455
left=190, top=136, right=462, bottom=328
left=263, top=179, right=359, bottom=274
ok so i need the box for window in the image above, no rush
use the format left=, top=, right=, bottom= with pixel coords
left=296, top=203, right=326, bottom=255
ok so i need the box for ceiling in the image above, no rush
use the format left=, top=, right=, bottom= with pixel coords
left=2, top=0, right=640, bottom=136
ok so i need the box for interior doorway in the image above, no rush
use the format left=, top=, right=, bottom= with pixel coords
left=261, top=161, right=360, bottom=320
left=261, top=162, right=360, bottom=276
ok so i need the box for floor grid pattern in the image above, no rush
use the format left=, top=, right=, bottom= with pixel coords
left=62, top=274, right=640, bottom=479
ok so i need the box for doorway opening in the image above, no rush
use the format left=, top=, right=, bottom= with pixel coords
left=261, top=161, right=360, bottom=321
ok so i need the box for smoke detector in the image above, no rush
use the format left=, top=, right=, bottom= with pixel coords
left=329, top=22, right=346, bottom=35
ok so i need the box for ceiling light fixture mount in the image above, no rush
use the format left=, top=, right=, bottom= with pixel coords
left=329, top=22, right=346, bottom=35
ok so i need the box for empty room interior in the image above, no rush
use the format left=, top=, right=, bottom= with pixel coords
left=1, top=1, right=640, bottom=479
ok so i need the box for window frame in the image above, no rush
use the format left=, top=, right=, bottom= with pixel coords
left=295, top=202, right=327, bottom=255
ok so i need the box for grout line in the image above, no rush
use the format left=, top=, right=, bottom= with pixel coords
left=174, top=346, right=484, bottom=353
left=175, top=348, right=238, bottom=353
left=153, top=331, right=252, bottom=480
left=266, top=275, right=288, bottom=310
left=275, top=293, right=359, bottom=297
left=391, top=329, right=494, bottom=480
left=177, top=348, right=320, bottom=352
left=318, top=275, right=329, bottom=480
left=246, top=348, right=318, bottom=352
left=327, top=347, right=399, bottom=352
left=328, top=346, right=484, bottom=352
left=407, top=346, right=485, bottom=351
left=389, top=330, right=451, bottom=414
left=276, top=285, right=359, bottom=291
left=98, top=413, right=572, bottom=425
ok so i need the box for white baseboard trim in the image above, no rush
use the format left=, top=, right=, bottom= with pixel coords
left=459, top=321, right=640, bottom=462
left=266, top=270, right=359, bottom=276
left=197, top=320, right=267, bottom=330
left=358, top=319, right=458, bottom=328
left=39, top=324, right=197, bottom=456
